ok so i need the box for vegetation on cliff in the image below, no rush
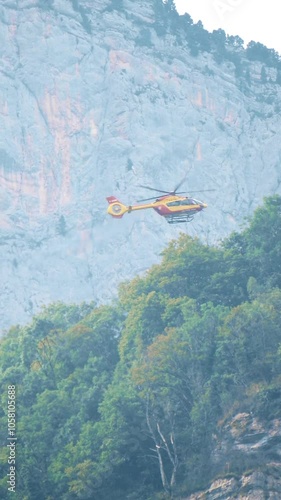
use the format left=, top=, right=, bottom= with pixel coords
left=0, top=195, right=281, bottom=499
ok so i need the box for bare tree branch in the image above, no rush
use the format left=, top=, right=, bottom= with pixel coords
left=145, top=394, right=169, bottom=493
left=145, top=393, right=179, bottom=494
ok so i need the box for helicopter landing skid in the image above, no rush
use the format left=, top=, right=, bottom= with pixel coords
left=165, top=214, right=195, bottom=224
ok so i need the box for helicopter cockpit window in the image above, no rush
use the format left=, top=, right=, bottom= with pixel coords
left=166, top=201, right=181, bottom=207
left=167, top=199, right=199, bottom=207
left=180, top=199, right=197, bottom=206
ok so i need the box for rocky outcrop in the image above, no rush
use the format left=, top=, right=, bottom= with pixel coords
left=187, top=413, right=281, bottom=499
left=1, top=0, right=281, bottom=331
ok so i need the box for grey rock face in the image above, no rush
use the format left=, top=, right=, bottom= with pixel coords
left=187, top=413, right=281, bottom=499
left=1, top=0, right=281, bottom=331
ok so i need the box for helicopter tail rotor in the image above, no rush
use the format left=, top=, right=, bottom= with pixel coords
left=106, top=196, right=128, bottom=218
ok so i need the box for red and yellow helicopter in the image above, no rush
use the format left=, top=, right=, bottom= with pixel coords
left=106, top=177, right=213, bottom=224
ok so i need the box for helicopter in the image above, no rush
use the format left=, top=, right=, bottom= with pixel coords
left=106, top=176, right=214, bottom=224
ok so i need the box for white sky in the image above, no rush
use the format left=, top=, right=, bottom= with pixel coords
left=174, top=0, right=281, bottom=55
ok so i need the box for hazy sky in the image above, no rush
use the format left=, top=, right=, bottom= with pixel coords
left=174, top=0, right=281, bottom=54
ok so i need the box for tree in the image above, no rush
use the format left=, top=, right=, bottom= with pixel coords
left=215, top=289, right=281, bottom=409
left=226, top=35, right=244, bottom=50
left=209, top=29, right=226, bottom=64
left=261, top=65, right=267, bottom=83
left=1, top=196, right=281, bottom=499
left=244, top=196, right=281, bottom=288
left=131, top=300, right=227, bottom=494
left=246, top=41, right=280, bottom=67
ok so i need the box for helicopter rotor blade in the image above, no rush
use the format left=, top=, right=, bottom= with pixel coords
left=137, top=189, right=214, bottom=203
left=187, top=189, right=216, bottom=194
left=171, top=189, right=216, bottom=197
left=173, top=162, right=194, bottom=193
left=136, top=189, right=216, bottom=202
left=174, top=189, right=216, bottom=194
left=138, top=184, right=170, bottom=194
left=173, top=174, right=188, bottom=194
left=136, top=196, right=160, bottom=202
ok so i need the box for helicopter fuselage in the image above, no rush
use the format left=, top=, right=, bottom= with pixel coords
left=106, top=194, right=207, bottom=223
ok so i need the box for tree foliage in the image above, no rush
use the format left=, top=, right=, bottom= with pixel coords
left=1, top=196, right=281, bottom=498
left=150, top=1, right=281, bottom=87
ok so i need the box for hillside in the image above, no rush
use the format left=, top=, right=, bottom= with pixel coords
left=0, top=195, right=281, bottom=499
left=1, top=0, right=281, bottom=330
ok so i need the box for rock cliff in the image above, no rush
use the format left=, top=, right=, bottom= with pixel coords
left=1, top=0, right=281, bottom=331
left=187, top=412, right=281, bottom=499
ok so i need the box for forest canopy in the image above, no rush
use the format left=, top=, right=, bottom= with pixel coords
left=1, top=195, right=281, bottom=499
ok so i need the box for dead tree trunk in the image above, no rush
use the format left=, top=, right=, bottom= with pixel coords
left=145, top=394, right=179, bottom=496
